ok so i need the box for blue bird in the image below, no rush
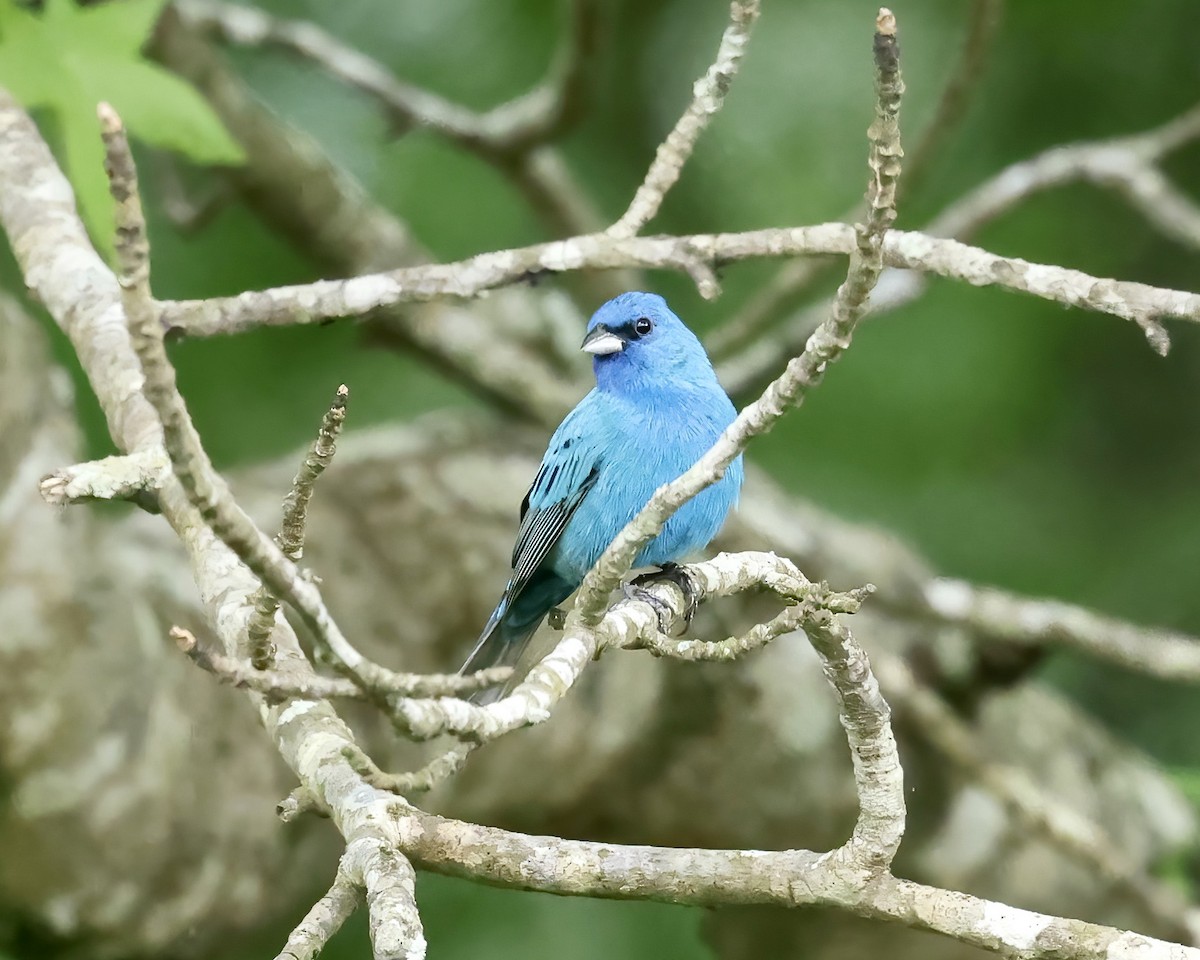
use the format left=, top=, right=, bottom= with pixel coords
left=460, top=292, right=744, bottom=697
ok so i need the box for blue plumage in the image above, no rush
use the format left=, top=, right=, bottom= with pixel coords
left=460, top=292, right=744, bottom=692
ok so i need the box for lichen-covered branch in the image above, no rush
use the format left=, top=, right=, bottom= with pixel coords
left=272, top=858, right=361, bottom=960
left=874, top=652, right=1200, bottom=945
left=38, top=447, right=167, bottom=506
left=717, top=99, right=1200, bottom=396
left=156, top=222, right=1199, bottom=351
left=247, top=384, right=349, bottom=667
left=172, top=626, right=509, bottom=700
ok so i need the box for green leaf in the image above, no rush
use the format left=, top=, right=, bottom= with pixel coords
left=0, top=0, right=244, bottom=254
left=73, top=58, right=245, bottom=164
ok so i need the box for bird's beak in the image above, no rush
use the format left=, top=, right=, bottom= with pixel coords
left=581, top=324, right=625, bottom=356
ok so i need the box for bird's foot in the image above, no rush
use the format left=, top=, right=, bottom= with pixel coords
left=626, top=562, right=701, bottom=630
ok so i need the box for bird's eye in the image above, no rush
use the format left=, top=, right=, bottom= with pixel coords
left=633, top=317, right=653, bottom=337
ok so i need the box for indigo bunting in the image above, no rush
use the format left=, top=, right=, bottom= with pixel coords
left=460, top=292, right=744, bottom=692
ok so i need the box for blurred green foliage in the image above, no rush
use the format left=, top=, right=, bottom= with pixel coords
left=3, top=0, right=1200, bottom=956
left=0, top=0, right=243, bottom=248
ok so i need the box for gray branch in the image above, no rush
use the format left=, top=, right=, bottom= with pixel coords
left=2, top=3, right=1200, bottom=959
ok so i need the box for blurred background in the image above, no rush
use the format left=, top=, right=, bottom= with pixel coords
left=2, top=0, right=1199, bottom=957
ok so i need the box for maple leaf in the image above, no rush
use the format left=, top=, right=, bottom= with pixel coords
left=0, top=0, right=244, bottom=254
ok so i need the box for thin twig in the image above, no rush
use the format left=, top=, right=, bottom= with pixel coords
left=175, top=0, right=606, bottom=245
left=247, top=384, right=349, bottom=668
left=271, top=857, right=361, bottom=960
left=607, top=0, right=760, bottom=239
left=573, top=6, right=903, bottom=625
left=177, top=0, right=597, bottom=154
left=99, top=107, right=402, bottom=707
left=900, top=0, right=1004, bottom=200
left=172, top=626, right=510, bottom=699
left=718, top=99, right=1200, bottom=396
left=346, top=742, right=478, bottom=796
left=277, top=786, right=327, bottom=823
left=707, top=0, right=1002, bottom=359
left=280, top=384, right=348, bottom=562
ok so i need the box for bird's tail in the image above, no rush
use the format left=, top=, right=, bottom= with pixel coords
left=459, top=575, right=573, bottom=704
left=458, top=607, right=541, bottom=706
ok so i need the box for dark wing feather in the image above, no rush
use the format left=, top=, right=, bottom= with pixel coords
left=508, top=462, right=599, bottom=597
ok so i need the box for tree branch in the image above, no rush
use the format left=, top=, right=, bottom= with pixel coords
left=272, top=857, right=361, bottom=960
left=39, top=447, right=167, bottom=506
left=2, top=1, right=1198, bottom=955
left=247, top=384, right=349, bottom=668
left=155, top=224, right=1196, bottom=354
left=172, top=626, right=509, bottom=700
left=922, top=577, right=1200, bottom=684
left=875, top=651, right=1200, bottom=945
left=173, top=0, right=608, bottom=243
left=607, top=0, right=760, bottom=239
left=717, top=100, right=1200, bottom=396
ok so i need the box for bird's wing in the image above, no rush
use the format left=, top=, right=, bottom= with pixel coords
left=507, top=406, right=604, bottom=599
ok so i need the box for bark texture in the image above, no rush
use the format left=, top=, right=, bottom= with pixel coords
left=0, top=297, right=1191, bottom=958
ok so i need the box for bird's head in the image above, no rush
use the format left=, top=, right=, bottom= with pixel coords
left=581, top=292, right=715, bottom=391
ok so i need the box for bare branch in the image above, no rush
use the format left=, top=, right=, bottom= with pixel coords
left=177, top=0, right=597, bottom=154
left=607, top=0, right=760, bottom=239
left=718, top=99, right=1200, bottom=395
left=272, top=858, right=361, bottom=960
left=172, top=626, right=509, bottom=699
left=277, top=787, right=327, bottom=824
left=280, top=384, right=348, bottom=563
left=875, top=652, right=1200, bottom=945
left=928, top=105, right=1200, bottom=243
left=923, top=578, right=1200, bottom=684
left=900, top=0, right=1004, bottom=200
left=174, top=0, right=607, bottom=246
left=351, top=840, right=425, bottom=960
left=157, top=223, right=1198, bottom=352
left=39, top=448, right=167, bottom=506
left=380, top=597, right=1185, bottom=959
left=348, top=743, right=478, bottom=796
left=809, top=608, right=905, bottom=872
left=399, top=802, right=1200, bottom=960
left=572, top=5, right=903, bottom=626
left=248, top=384, right=349, bottom=667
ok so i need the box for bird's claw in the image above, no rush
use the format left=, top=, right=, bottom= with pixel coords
left=626, top=562, right=701, bottom=629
